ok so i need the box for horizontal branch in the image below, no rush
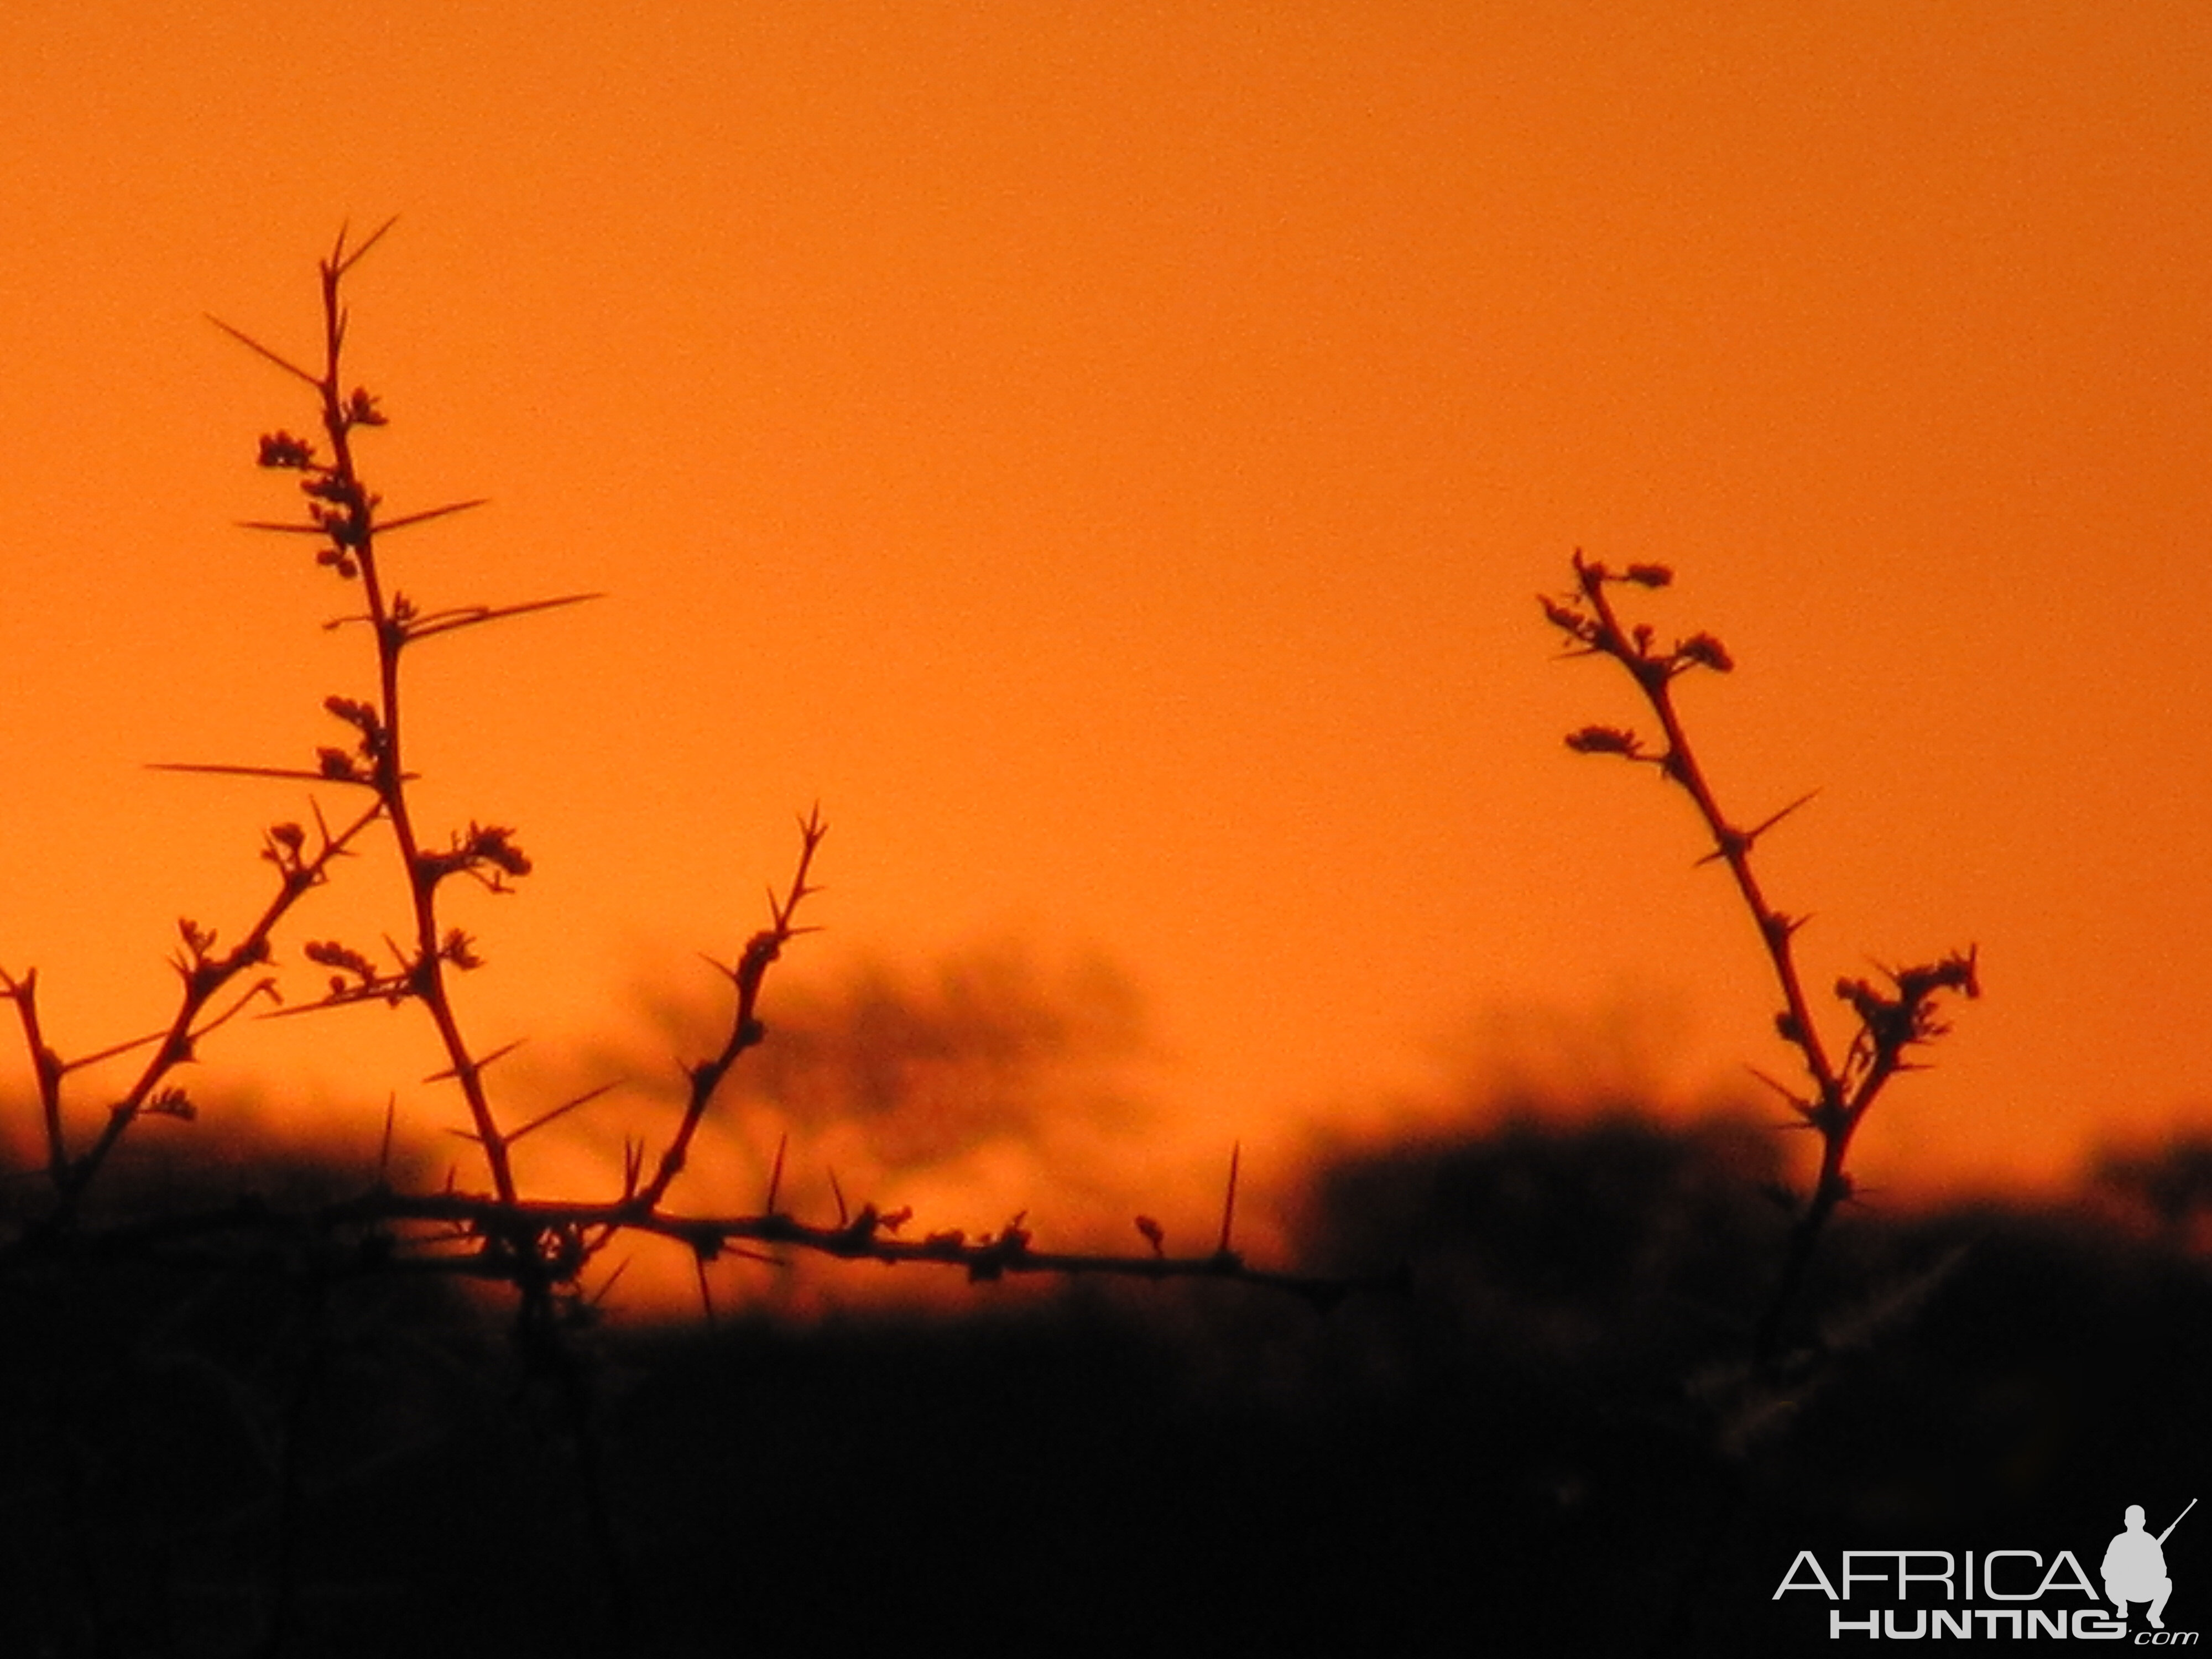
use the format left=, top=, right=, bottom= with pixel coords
left=8, top=1185, right=1401, bottom=1313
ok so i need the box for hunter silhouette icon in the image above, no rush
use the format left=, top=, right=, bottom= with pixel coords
left=2105, top=1499, right=2194, bottom=1629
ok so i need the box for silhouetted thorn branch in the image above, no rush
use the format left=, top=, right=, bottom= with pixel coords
left=634, top=813, right=828, bottom=1210
left=0, top=1168, right=1397, bottom=1314
left=2, top=232, right=1411, bottom=1656
left=1541, top=550, right=1979, bottom=1368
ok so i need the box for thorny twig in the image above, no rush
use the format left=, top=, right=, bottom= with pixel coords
left=629, top=806, right=828, bottom=1214
left=1541, top=551, right=1978, bottom=1365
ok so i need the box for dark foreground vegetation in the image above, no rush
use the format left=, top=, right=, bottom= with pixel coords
left=4, top=1110, right=2205, bottom=1657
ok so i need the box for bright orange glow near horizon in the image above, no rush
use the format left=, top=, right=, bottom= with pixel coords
left=3, top=2, right=2209, bottom=1284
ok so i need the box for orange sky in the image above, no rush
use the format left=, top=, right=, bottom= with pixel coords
left=3, top=2, right=2209, bottom=1249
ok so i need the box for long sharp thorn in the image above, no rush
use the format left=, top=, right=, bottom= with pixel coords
left=54, top=1027, right=167, bottom=1074
left=235, top=519, right=332, bottom=536
left=765, top=1132, right=788, bottom=1213
left=592, top=1258, right=633, bottom=1307
left=1743, top=787, right=1822, bottom=852
left=424, top=1036, right=525, bottom=1084
left=205, top=314, right=321, bottom=387
left=1744, top=1065, right=1805, bottom=1104
left=374, top=498, right=491, bottom=536
left=1217, top=1141, right=1241, bottom=1256
left=694, top=1255, right=716, bottom=1326
left=147, top=761, right=392, bottom=787
left=506, top=1081, right=620, bottom=1144
left=406, top=592, right=607, bottom=641
left=828, top=1166, right=848, bottom=1228
left=333, top=213, right=400, bottom=277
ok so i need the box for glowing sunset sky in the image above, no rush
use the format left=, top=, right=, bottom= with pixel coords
left=2, top=2, right=2208, bottom=1219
